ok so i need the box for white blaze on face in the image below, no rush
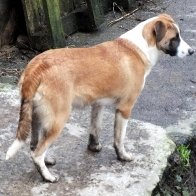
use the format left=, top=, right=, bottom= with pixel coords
left=175, top=24, right=194, bottom=58
left=177, top=35, right=193, bottom=58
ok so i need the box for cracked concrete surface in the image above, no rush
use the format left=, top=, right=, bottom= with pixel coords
left=0, top=84, right=175, bottom=196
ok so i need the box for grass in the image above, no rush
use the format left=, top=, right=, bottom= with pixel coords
left=177, top=144, right=191, bottom=167
left=153, top=138, right=196, bottom=196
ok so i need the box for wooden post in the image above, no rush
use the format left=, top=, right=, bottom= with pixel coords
left=86, top=0, right=104, bottom=30
left=102, top=0, right=113, bottom=13
left=22, top=0, right=52, bottom=50
left=59, top=0, right=78, bottom=36
left=0, top=0, right=18, bottom=48
left=22, top=0, right=65, bottom=50
left=22, top=0, right=107, bottom=49
left=43, top=0, right=65, bottom=48
left=117, top=0, right=136, bottom=10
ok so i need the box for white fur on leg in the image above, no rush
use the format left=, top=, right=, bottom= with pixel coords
left=31, top=151, right=58, bottom=182
left=6, top=139, right=25, bottom=160
left=114, top=112, right=133, bottom=161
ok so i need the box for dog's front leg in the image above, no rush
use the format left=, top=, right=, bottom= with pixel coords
left=88, top=103, right=103, bottom=152
left=114, top=109, right=133, bottom=161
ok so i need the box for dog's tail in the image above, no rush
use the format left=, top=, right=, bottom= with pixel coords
left=6, top=68, right=41, bottom=160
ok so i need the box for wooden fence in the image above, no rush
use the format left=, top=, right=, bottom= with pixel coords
left=21, top=0, right=136, bottom=50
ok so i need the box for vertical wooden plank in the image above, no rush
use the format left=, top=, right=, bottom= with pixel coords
left=43, top=0, right=65, bottom=48
left=102, top=0, right=113, bottom=13
left=117, top=0, right=136, bottom=10
left=59, top=0, right=78, bottom=35
left=22, top=0, right=43, bottom=34
left=0, top=0, right=17, bottom=47
left=86, top=0, right=104, bottom=30
left=60, top=0, right=74, bottom=13
left=21, top=0, right=52, bottom=50
left=73, top=0, right=85, bottom=8
left=127, top=0, right=136, bottom=10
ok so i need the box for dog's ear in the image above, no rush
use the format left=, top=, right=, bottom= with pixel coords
left=154, top=21, right=167, bottom=42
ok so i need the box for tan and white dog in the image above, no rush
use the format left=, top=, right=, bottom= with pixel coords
left=6, top=14, right=194, bottom=182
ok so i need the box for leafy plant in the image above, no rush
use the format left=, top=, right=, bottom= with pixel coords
left=177, top=144, right=191, bottom=167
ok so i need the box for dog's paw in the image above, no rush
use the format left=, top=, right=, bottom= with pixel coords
left=45, top=157, right=56, bottom=166
left=88, top=143, right=102, bottom=152
left=117, top=152, right=133, bottom=162
left=114, top=145, right=133, bottom=162
left=88, top=134, right=102, bottom=152
left=43, top=174, right=59, bottom=183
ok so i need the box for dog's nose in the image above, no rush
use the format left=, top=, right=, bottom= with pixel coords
left=188, top=48, right=194, bottom=55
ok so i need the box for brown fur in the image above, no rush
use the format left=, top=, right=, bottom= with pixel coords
left=22, top=38, right=148, bottom=115
left=142, top=14, right=178, bottom=47
left=16, top=99, right=32, bottom=140
left=16, top=38, right=148, bottom=156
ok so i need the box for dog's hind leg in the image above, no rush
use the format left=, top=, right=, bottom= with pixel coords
left=31, top=117, right=66, bottom=182
left=31, top=94, right=72, bottom=182
left=88, top=103, right=103, bottom=152
left=30, top=112, right=40, bottom=151
left=31, top=110, right=56, bottom=166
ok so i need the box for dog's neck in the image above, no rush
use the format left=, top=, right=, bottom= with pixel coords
left=120, top=17, right=160, bottom=70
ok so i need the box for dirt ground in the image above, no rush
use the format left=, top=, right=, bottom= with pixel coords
left=153, top=137, right=196, bottom=196
left=0, top=45, right=36, bottom=84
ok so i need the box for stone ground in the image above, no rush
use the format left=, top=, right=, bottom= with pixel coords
left=0, top=0, right=195, bottom=195
left=0, top=84, right=175, bottom=196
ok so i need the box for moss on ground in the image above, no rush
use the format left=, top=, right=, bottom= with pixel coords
left=153, top=137, right=196, bottom=196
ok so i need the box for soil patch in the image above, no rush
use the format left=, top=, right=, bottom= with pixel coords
left=0, top=45, right=37, bottom=84
left=153, top=137, right=196, bottom=196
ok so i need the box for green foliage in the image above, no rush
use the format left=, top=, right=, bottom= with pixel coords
left=182, top=189, right=189, bottom=196
left=177, top=144, right=191, bottom=167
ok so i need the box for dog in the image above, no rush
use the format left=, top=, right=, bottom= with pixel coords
left=6, top=14, right=194, bottom=182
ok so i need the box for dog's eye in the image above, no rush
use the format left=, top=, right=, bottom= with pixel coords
left=170, top=34, right=180, bottom=48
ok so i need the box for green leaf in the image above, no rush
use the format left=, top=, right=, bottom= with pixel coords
left=182, top=190, right=189, bottom=196
left=175, top=185, right=181, bottom=190
left=175, top=175, right=182, bottom=182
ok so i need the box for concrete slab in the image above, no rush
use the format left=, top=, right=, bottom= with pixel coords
left=0, top=84, right=175, bottom=196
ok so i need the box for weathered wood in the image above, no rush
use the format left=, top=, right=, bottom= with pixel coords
left=0, top=0, right=10, bottom=37
left=85, top=0, right=104, bottom=30
left=43, top=0, right=65, bottom=48
left=60, top=0, right=78, bottom=36
left=21, top=0, right=51, bottom=50
left=22, top=0, right=66, bottom=49
left=102, top=0, right=113, bottom=13
left=61, top=13, right=78, bottom=36
left=117, top=0, right=136, bottom=10
left=0, top=0, right=19, bottom=48
left=20, top=0, right=112, bottom=49
left=0, top=7, right=16, bottom=47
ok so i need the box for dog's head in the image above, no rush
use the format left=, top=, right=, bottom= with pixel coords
left=143, top=14, right=194, bottom=58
